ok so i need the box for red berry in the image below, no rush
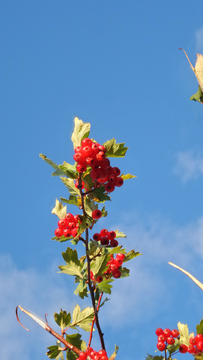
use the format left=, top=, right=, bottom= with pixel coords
left=114, top=258, right=123, bottom=267
left=67, top=221, right=76, bottom=229
left=93, top=233, right=101, bottom=241
left=96, top=151, right=105, bottom=161
left=96, top=276, right=103, bottom=283
left=97, top=176, right=108, bottom=184
left=75, top=180, right=85, bottom=189
left=179, top=344, right=188, bottom=353
left=167, top=337, right=175, bottom=345
left=107, top=231, right=116, bottom=240
left=196, top=341, right=203, bottom=351
left=110, top=239, right=119, bottom=247
left=58, top=218, right=68, bottom=229
left=114, top=177, right=124, bottom=187
left=82, top=146, right=92, bottom=157
left=157, top=341, right=166, bottom=351
left=112, top=269, right=121, bottom=278
left=79, top=352, right=87, bottom=360
left=81, top=138, right=92, bottom=147
left=188, top=345, right=196, bottom=354
left=196, top=334, right=203, bottom=341
left=91, top=143, right=100, bottom=154
left=86, top=156, right=96, bottom=167
left=55, top=228, right=63, bottom=237
left=71, top=228, right=78, bottom=238
left=63, top=229, right=72, bottom=237
left=158, top=334, right=166, bottom=342
left=100, top=229, right=108, bottom=237
left=163, top=329, right=171, bottom=337
left=116, top=253, right=125, bottom=261
left=74, top=215, right=81, bottom=223
left=92, top=209, right=102, bottom=219
left=100, top=237, right=109, bottom=246
left=112, top=167, right=121, bottom=176
left=73, top=152, right=85, bottom=163
left=189, top=337, right=196, bottom=345
left=65, top=213, right=74, bottom=222
left=171, top=329, right=179, bottom=338
left=99, top=145, right=106, bottom=152
left=75, top=146, right=82, bottom=153
left=98, top=350, right=107, bottom=357
left=90, top=168, right=102, bottom=180
left=155, top=330, right=163, bottom=336
left=76, top=163, right=87, bottom=173
left=105, top=182, right=115, bottom=193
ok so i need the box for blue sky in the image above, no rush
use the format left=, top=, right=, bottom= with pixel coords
left=1, top=1, right=203, bottom=359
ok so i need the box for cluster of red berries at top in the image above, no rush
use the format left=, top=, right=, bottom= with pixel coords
left=156, top=328, right=179, bottom=351
left=54, top=213, right=81, bottom=238
left=91, top=253, right=125, bottom=282
left=93, top=229, right=118, bottom=247
left=182, top=333, right=203, bottom=354
left=73, top=137, right=123, bottom=193
left=76, top=348, right=108, bottom=360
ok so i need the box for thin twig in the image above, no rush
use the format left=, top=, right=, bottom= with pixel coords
left=16, top=306, right=81, bottom=355
left=88, top=293, right=103, bottom=347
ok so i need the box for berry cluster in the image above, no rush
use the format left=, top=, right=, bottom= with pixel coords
left=184, top=334, right=203, bottom=354
left=156, top=328, right=179, bottom=351
left=93, top=229, right=118, bottom=247
left=74, top=138, right=123, bottom=193
left=91, top=253, right=125, bottom=282
left=76, top=348, right=108, bottom=360
left=54, top=213, right=81, bottom=238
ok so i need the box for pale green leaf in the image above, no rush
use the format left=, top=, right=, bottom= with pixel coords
left=51, top=199, right=67, bottom=219
left=103, top=138, right=128, bottom=157
left=115, top=230, right=127, bottom=238
left=60, top=178, right=80, bottom=197
left=71, top=117, right=91, bottom=149
left=71, top=305, right=95, bottom=332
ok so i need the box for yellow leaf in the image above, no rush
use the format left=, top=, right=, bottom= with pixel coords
left=51, top=199, right=67, bottom=219
left=179, top=48, right=203, bottom=91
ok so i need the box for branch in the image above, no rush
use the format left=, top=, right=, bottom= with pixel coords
left=16, top=306, right=81, bottom=355
left=88, top=293, right=103, bottom=347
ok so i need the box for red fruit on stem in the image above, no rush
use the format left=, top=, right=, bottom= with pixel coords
left=107, top=231, right=116, bottom=240
left=163, top=329, right=172, bottom=337
left=157, top=341, right=166, bottom=351
left=179, top=344, right=188, bottom=353
left=114, top=177, right=124, bottom=187
left=196, top=341, right=203, bottom=351
left=158, top=334, right=166, bottom=342
left=167, top=337, right=175, bottom=345
left=112, top=167, right=121, bottom=176
left=81, top=138, right=92, bottom=147
left=93, top=233, right=101, bottom=241
left=71, top=228, right=78, bottom=238
left=189, top=337, right=196, bottom=345
left=100, top=237, right=109, bottom=246
left=188, top=345, right=196, bottom=354
left=96, top=276, right=103, bottom=283
left=65, top=213, right=74, bottom=222
left=92, top=209, right=102, bottom=219
left=75, top=146, right=82, bottom=153
left=82, top=146, right=92, bottom=157
left=58, top=218, right=68, bottom=229
left=75, top=180, right=85, bottom=189
left=79, top=352, right=87, bottom=360
left=196, top=334, right=203, bottom=341
left=114, top=258, right=123, bottom=267
left=116, top=253, right=126, bottom=261
left=99, top=145, right=106, bottom=152
left=105, top=182, right=115, bottom=193
left=100, top=229, right=108, bottom=237
left=110, top=239, right=119, bottom=247
left=96, top=151, right=105, bottom=161
left=171, top=329, right=179, bottom=338
left=55, top=228, right=63, bottom=237
left=76, top=163, right=87, bottom=173
left=63, top=229, right=72, bottom=238
left=73, top=152, right=85, bottom=163
left=112, top=268, right=121, bottom=278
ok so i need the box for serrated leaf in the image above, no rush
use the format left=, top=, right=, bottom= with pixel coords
left=83, top=173, right=94, bottom=190
left=54, top=310, right=71, bottom=330
left=197, top=319, right=203, bottom=334
left=167, top=339, right=180, bottom=356
left=71, top=305, right=95, bottom=332
left=71, top=117, right=91, bottom=149
left=66, top=351, right=78, bottom=360
left=60, top=178, right=80, bottom=197
left=190, top=86, right=203, bottom=103
left=194, top=354, right=203, bottom=360
left=101, top=206, right=108, bottom=217
left=109, top=345, right=119, bottom=360
left=123, top=250, right=141, bottom=262
left=66, top=333, right=87, bottom=351
left=145, top=356, right=164, bottom=360
left=121, top=173, right=137, bottom=180
left=51, top=235, right=72, bottom=243
left=46, top=345, right=64, bottom=359
left=103, top=138, right=128, bottom=157
left=59, top=248, right=83, bottom=277
left=115, top=230, right=127, bottom=238
left=89, top=186, right=111, bottom=202
left=40, top=154, right=77, bottom=179
left=60, top=195, right=79, bottom=207
left=97, top=279, right=113, bottom=294
left=177, top=322, right=193, bottom=345
left=91, top=253, right=110, bottom=277
left=77, top=215, right=92, bottom=237
left=52, top=199, right=67, bottom=219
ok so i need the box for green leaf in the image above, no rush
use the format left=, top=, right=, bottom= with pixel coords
left=60, top=178, right=80, bottom=197
left=101, top=206, right=108, bottom=217
left=119, top=267, right=130, bottom=278
left=71, top=117, right=91, bottom=149
left=39, top=154, right=77, bottom=179
left=197, top=319, right=203, bottom=334
left=74, top=280, right=88, bottom=299
left=123, top=250, right=141, bottom=262
left=59, top=248, right=83, bottom=277
left=51, top=235, right=72, bottom=243
left=54, top=310, right=71, bottom=330
left=52, top=199, right=67, bottom=219
left=46, top=344, right=64, bottom=359
left=71, top=305, right=95, bottom=332
left=91, top=253, right=110, bottom=277
left=167, top=339, right=180, bottom=356
left=89, top=186, right=111, bottom=202
left=190, top=86, right=203, bottom=103
left=60, top=195, right=79, bottom=207
left=103, top=138, right=128, bottom=157
left=121, top=173, right=137, bottom=180
left=109, top=345, right=119, bottom=360
left=177, top=322, right=194, bottom=345
left=97, top=279, right=113, bottom=294
left=66, top=333, right=87, bottom=351
left=66, top=351, right=78, bottom=360
left=77, top=215, right=92, bottom=237
left=83, top=173, right=94, bottom=190
left=84, top=197, right=98, bottom=217
left=145, top=356, right=164, bottom=360
left=115, top=230, right=127, bottom=238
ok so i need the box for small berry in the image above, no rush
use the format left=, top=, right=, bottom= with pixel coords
left=71, top=228, right=78, bottom=238
left=157, top=341, right=166, bottom=351
left=158, top=334, right=166, bottom=342
left=55, top=228, right=63, bottom=237
left=92, top=209, right=102, bottom=219
left=100, top=237, right=109, bottom=246
left=116, top=253, right=126, bottom=261
left=81, top=138, right=92, bottom=147
left=167, top=337, right=175, bottom=345
left=79, top=352, right=87, bottom=360
left=93, top=233, right=101, bottom=241
left=179, top=344, right=188, bottom=353
left=163, top=329, right=171, bottom=337
left=112, top=167, right=121, bottom=176
left=114, top=177, right=124, bottom=187
left=189, top=337, right=196, bottom=345
left=82, top=146, right=92, bottom=157
left=76, top=163, right=87, bottom=173
left=196, top=341, right=203, bottom=351
left=100, top=229, right=108, bottom=237
left=108, top=231, right=116, bottom=240
left=75, top=180, right=85, bottom=189
left=65, top=213, right=74, bottom=222
left=105, top=182, right=115, bottom=193
left=58, top=219, right=68, bottom=229
left=63, top=229, right=72, bottom=238
left=171, top=329, right=179, bottom=338
left=112, top=268, right=121, bottom=278
left=110, top=239, right=119, bottom=247
left=188, top=345, right=196, bottom=354
left=196, top=334, right=203, bottom=341
left=96, top=276, right=103, bottom=283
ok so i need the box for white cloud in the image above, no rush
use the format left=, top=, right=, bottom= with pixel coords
left=196, top=28, right=203, bottom=53
left=173, top=149, right=203, bottom=182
